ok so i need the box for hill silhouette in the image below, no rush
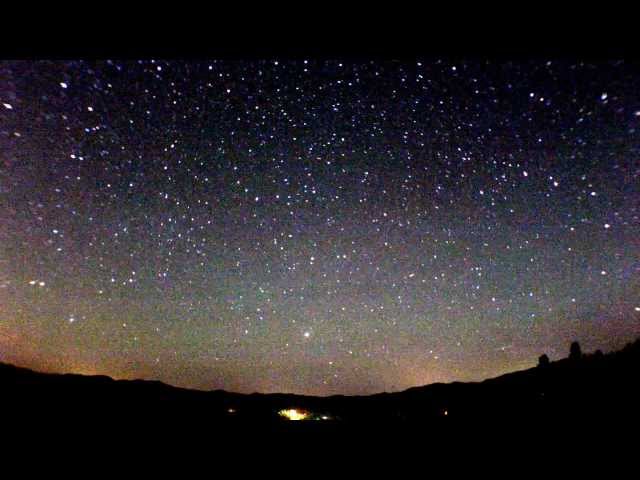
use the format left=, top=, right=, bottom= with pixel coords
left=3, top=338, right=640, bottom=432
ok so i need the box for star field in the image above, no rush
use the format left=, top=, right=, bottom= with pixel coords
left=1, top=60, right=639, bottom=395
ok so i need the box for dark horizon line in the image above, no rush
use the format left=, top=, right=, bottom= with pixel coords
left=1, top=338, right=624, bottom=399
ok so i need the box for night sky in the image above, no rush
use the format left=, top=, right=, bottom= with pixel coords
left=1, top=59, right=638, bottom=396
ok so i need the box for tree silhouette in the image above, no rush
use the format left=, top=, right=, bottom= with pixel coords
left=538, top=354, right=550, bottom=367
left=569, top=341, right=582, bottom=360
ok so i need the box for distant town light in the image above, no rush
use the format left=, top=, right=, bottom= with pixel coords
left=279, top=408, right=309, bottom=421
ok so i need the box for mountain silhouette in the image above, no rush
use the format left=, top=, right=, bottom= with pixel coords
left=3, top=338, right=640, bottom=432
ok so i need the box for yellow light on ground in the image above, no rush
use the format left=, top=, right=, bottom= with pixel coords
left=279, top=408, right=309, bottom=421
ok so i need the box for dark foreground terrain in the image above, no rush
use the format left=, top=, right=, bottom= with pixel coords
left=3, top=338, right=640, bottom=439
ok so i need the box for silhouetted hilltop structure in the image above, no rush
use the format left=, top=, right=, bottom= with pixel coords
left=538, top=353, right=550, bottom=367
left=569, top=340, right=583, bottom=361
left=2, top=338, right=640, bottom=431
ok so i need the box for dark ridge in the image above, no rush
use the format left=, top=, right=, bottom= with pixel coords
left=3, top=337, right=640, bottom=433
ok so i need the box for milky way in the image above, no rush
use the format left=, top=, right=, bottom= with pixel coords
left=1, top=60, right=638, bottom=395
